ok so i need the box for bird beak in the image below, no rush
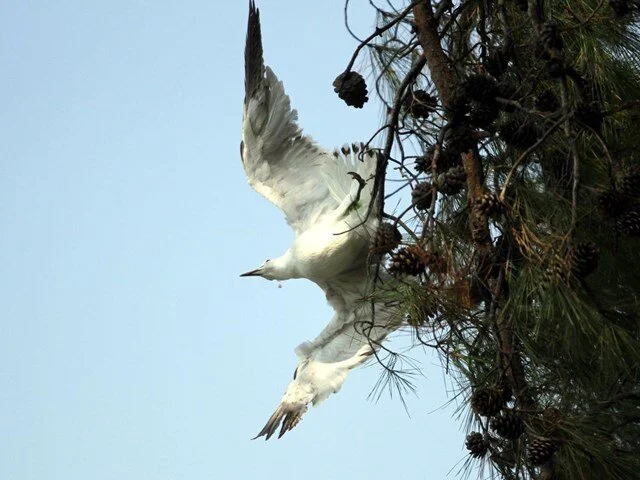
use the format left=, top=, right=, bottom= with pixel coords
left=240, top=268, right=262, bottom=277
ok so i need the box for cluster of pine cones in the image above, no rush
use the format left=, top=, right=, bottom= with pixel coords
left=403, top=89, right=437, bottom=119
left=466, top=385, right=559, bottom=466
left=547, top=241, right=599, bottom=284
left=370, top=223, right=444, bottom=278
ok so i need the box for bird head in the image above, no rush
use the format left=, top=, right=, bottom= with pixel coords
left=240, top=259, right=272, bottom=279
left=240, top=253, right=294, bottom=281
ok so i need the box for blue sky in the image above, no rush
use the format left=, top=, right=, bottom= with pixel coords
left=0, top=1, right=466, bottom=478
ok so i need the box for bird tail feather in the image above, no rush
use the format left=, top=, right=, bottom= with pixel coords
left=322, top=145, right=378, bottom=215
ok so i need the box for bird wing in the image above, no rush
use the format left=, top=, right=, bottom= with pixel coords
left=242, top=2, right=372, bottom=234
left=295, top=294, right=397, bottom=364
left=252, top=337, right=378, bottom=441
left=254, top=287, right=399, bottom=440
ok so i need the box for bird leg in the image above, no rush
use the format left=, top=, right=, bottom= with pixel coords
left=343, top=171, right=366, bottom=216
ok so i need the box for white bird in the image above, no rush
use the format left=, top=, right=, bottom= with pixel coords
left=253, top=271, right=398, bottom=440
left=240, top=2, right=399, bottom=440
left=240, top=1, right=379, bottom=310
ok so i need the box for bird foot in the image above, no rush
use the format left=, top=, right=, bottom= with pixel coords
left=345, top=171, right=367, bottom=213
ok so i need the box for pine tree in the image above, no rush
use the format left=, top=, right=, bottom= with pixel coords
left=334, top=1, right=640, bottom=478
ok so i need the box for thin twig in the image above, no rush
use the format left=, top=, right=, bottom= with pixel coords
left=368, top=56, right=428, bottom=221
left=343, top=1, right=421, bottom=73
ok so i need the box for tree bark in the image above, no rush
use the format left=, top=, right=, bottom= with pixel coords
left=412, top=1, right=489, bottom=240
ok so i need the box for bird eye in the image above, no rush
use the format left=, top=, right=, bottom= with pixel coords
left=265, top=259, right=271, bottom=263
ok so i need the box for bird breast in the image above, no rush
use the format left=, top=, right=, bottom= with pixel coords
left=293, top=222, right=370, bottom=281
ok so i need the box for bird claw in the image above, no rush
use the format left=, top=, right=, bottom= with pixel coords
left=347, top=172, right=366, bottom=198
left=345, top=172, right=367, bottom=213
left=347, top=171, right=366, bottom=187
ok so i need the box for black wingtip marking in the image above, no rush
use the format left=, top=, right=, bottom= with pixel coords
left=252, top=403, right=305, bottom=441
left=245, top=1, right=264, bottom=104
left=278, top=411, right=302, bottom=438
left=252, top=404, right=284, bottom=441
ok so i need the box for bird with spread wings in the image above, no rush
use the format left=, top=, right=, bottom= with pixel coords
left=240, top=1, right=399, bottom=439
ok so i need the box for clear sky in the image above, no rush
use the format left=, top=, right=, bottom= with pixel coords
left=1, top=1, right=467, bottom=479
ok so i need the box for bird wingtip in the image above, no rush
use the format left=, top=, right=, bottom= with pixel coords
left=253, top=403, right=307, bottom=440
left=248, top=0, right=258, bottom=17
left=245, top=0, right=264, bottom=102
left=252, top=404, right=283, bottom=441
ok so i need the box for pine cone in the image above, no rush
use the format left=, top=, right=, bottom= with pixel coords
left=619, top=166, right=640, bottom=197
left=498, top=120, right=539, bottom=149
left=540, top=23, right=563, bottom=51
left=490, top=409, right=525, bottom=439
left=570, top=242, right=599, bottom=278
left=388, top=245, right=427, bottom=276
left=528, top=437, right=557, bottom=466
left=471, top=214, right=492, bottom=244
left=471, top=388, right=504, bottom=417
left=414, top=146, right=461, bottom=174
left=546, top=253, right=570, bottom=284
left=332, top=71, right=368, bottom=108
left=404, top=89, right=437, bottom=118
left=370, top=222, right=402, bottom=254
left=610, top=0, right=630, bottom=16
left=436, top=166, right=467, bottom=195
left=468, top=100, right=500, bottom=128
left=617, top=205, right=640, bottom=236
left=412, top=182, right=434, bottom=210
left=460, top=74, right=499, bottom=102
left=474, top=191, right=503, bottom=218
left=446, top=124, right=475, bottom=154
left=535, top=90, right=559, bottom=112
left=598, top=189, right=628, bottom=217
left=466, top=432, right=489, bottom=458
left=414, top=146, right=435, bottom=174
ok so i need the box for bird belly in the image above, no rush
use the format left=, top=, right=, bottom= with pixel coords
left=293, top=224, right=369, bottom=281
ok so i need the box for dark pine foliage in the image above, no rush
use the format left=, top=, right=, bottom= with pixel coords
left=334, top=1, right=640, bottom=478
